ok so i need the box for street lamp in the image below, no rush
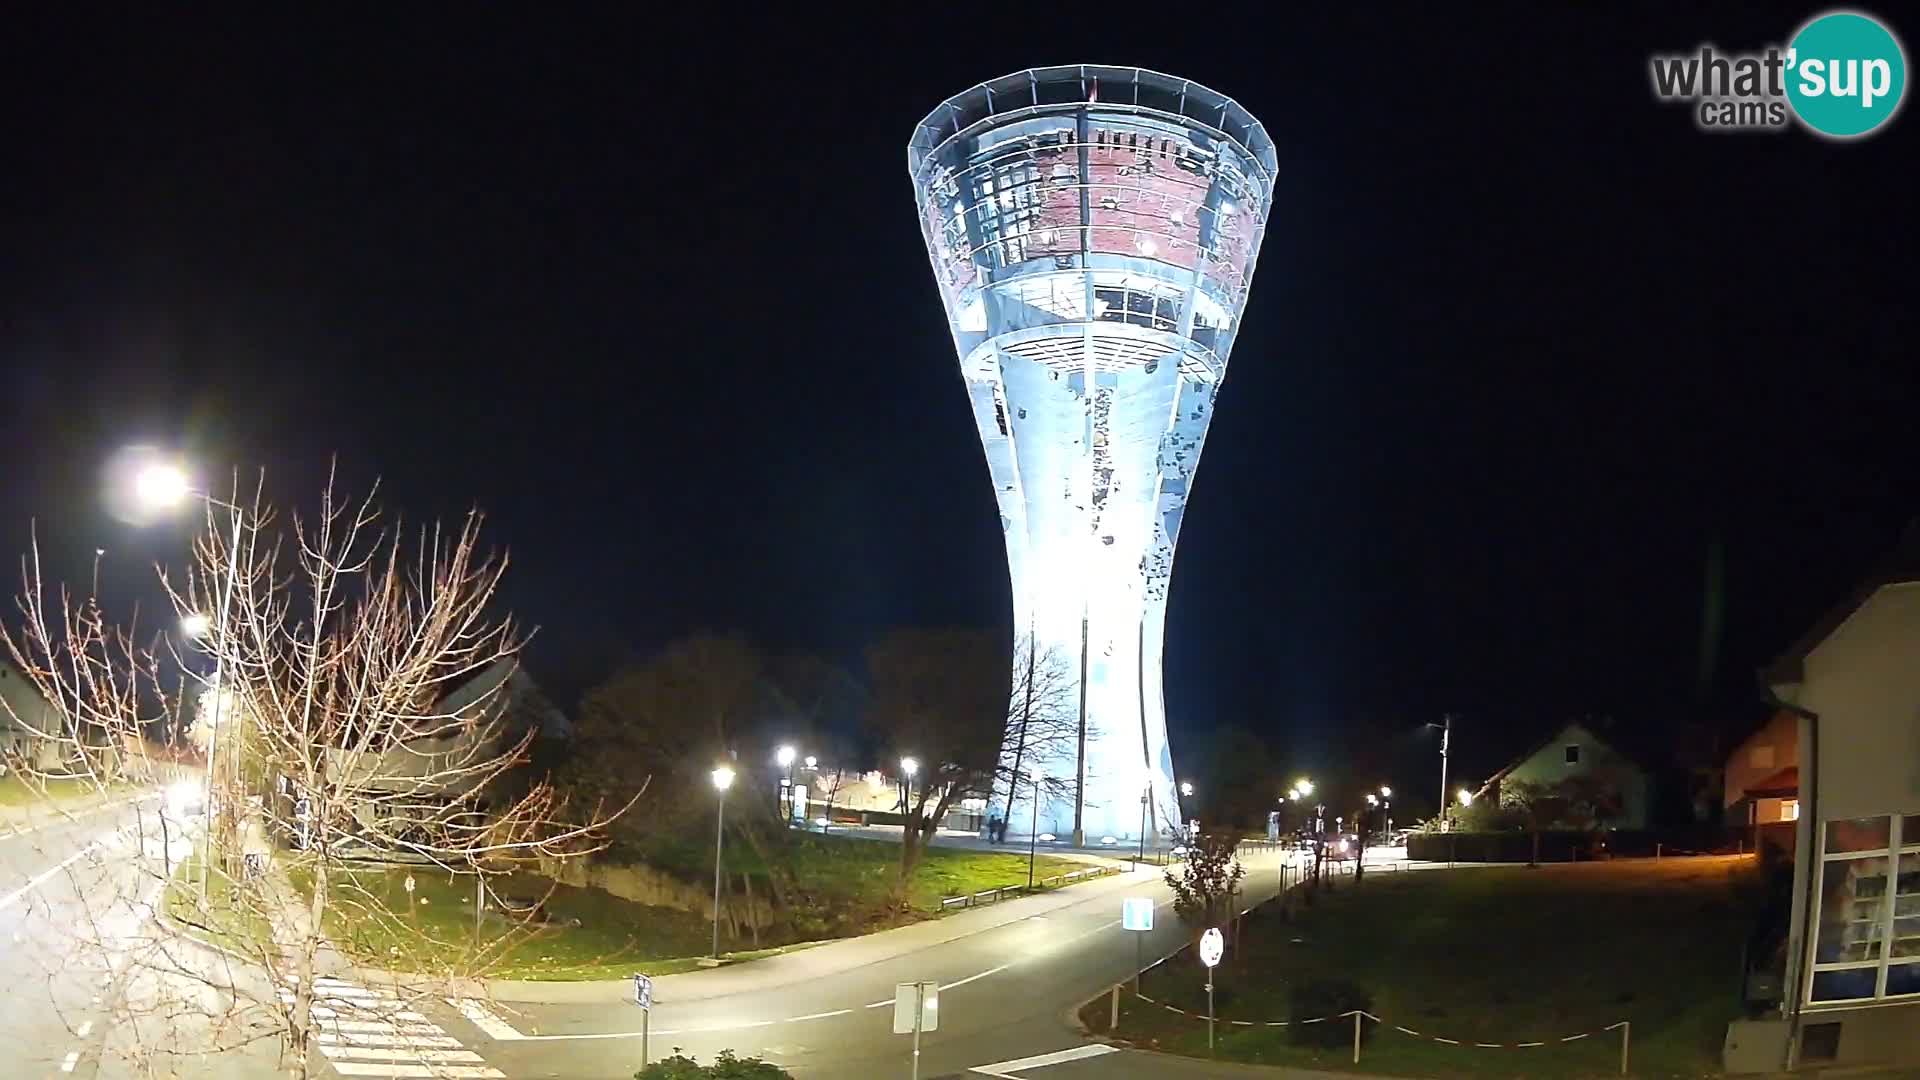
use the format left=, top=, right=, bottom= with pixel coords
left=1027, top=768, right=1044, bottom=889
left=775, top=745, right=797, bottom=828
left=1295, top=778, right=1314, bottom=797
left=710, top=765, right=735, bottom=959
left=803, top=755, right=817, bottom=769
left=1180, top=780, right=1194, bottom=798
left=134, top=460, right=244, bottom=904
left=1457, top=787, right=1473, bottom=806
left=1380, top=786, right=1393, bottom=839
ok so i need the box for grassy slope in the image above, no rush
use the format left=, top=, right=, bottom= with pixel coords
left=0, top=774, right=101, bottom=807
left=1098, top=856, right=1758, bottom=1078
left=294, top=834, right=1089, bottom=981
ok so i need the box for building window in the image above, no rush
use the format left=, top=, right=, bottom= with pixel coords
left=1750, top=745, right=1775, bottom=769
left=1807, top=814, right=1920, bottom=1003
left=1564, top=744, right=1581, bottom=765
left=1781, top=799, right=1800, bottom=821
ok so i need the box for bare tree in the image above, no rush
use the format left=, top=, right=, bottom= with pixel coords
left=0, top=473, right=633, bottom=1078
left=991, top=636, right=1078, bottom=830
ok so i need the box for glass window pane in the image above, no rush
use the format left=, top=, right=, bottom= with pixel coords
left=1812, top=968, right=1880, bottom=1001
left=1904, top=816, right=1920, bottom=848
left=1827, top=816, right=1892, bottom=853
left=1896, top=854, right=1920, bottom=959
left=1817, top=857, right=1891, bottom=964
left=1889, top=962, right=1920, bottom=998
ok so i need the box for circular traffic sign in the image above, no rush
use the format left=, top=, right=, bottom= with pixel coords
left=1199, top=926, right=1224, bottom=968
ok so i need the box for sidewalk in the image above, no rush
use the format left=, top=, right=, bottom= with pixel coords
left=486, top=860, right=1166, bottom=1004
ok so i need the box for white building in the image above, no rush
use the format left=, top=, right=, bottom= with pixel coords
left=1742, top=549, right=1920, bottom=1071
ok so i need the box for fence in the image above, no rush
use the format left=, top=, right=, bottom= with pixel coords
left=1116, top=990, right=1632, bottom=1073
left=1407, top=825, right=1744, bottom=864
left=938, top=864, right=1121, bottom=910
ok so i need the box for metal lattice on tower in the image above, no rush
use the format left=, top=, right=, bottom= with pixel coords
left=908, top=66, right=1275, bottom=845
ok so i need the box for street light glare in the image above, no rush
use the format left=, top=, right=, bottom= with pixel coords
left=1457, top=787, right=1474, bottom=806
left=711, top=766, right=736, bottom=792
left=180, top=613, right=212, bottom=639
left=1179, top=781, right=1194, bottom=797
left=900, top=756, right=919, bottom=777
left=803, top=755, right=817, bottom=769
left=1295, top=778, right=1314, bottom=795
left=1380, top=786, right=1392, bottom=798
left=776, top=745, right=797, bottom=768
left=135, top=463, right=191, bottom=509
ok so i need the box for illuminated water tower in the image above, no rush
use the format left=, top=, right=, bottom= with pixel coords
left=908, top=66, right=1274, bottom=844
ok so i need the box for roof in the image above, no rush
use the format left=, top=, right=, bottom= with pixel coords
left=1480, top=720, right=1650, bottom=794
left=1745, top=766, right=1799, bottom=800
left=1764, top=522, right=1920, bottom=687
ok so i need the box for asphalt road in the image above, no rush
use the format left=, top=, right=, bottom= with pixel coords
left=442, top=845, right=1313, bottom=1080
left=0, top=795, right=286, bottom=1080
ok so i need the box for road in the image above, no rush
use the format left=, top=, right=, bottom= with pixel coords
left=1, top=811, right=1425, bottom=1079
left=0, top=794, right=286, bottom=1079
left=442, top=845, right=1322, bottom=1080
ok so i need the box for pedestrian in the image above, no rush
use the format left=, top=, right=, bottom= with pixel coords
left=988, top=816, right=1002, bottom=844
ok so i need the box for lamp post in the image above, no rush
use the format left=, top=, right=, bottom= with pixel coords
left=1427, top=714, right=1454, bottom=831
left=1179, top=781, right=1194, bottom=843
left=1027, top=768, right=1043, bottom=889
left=710, top=765, right=735, bottom=959
left=136, top=461, right=243, bottom=904
left=1380, top=786, right=1393, bottom=840
left=899, top=755, right=919, bottom=816
left=776, top=745, right=797, bottom=827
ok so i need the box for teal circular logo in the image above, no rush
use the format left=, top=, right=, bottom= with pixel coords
left=1786, top=11, right=1907, bottom=138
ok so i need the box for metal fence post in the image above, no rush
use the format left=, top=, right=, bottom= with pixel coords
left=1110, top=984, right=1120, bottom=1031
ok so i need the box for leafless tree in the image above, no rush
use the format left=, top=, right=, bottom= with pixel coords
left=0, top=472, right=634, bottom=1078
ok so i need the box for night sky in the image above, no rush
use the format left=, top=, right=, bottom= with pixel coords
left=2, top=7, right=1913, bottom=810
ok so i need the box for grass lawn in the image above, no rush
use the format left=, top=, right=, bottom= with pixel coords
left=0, top=774, right=102, bottom=807
left=292, top=835, right=1091, bottom=981
left=163, top=849, right=280, bottom=956
left=1092, top=856, right=1761, bottom=1078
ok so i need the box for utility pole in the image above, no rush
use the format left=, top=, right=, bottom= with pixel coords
left=1437, top=713, right=1453, bottom=831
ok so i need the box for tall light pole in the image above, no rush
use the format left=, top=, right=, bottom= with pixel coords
left=776, top=745, right=797, bottom=827
left=710, top=765, right=735, bottom=959
left=136, top=461, right=243, bottom=903
left=899, top=756, right=919, bottom=817
left=1027, top=768, right=1043, bottom=889
left=1380, top=786, right=1393, bottom=839
left=1428, top=714, right=1454, bottom=831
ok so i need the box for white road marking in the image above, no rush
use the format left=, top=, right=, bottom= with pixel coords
left=789, top=1009, right=851, bottom=1022
left=971, top=1044, right=1117, bottom=1077
left=59, top=1051, right=80, bottom=1073
left=327, top=1065, right=503, bottom=1078
left=940, top=963, right=1011, bottom=991
left=447, top=997, right=524, bottom=1040
left=323, top=1020, right=446, bottom=1035
left=318, top=1046, right=486, bottom=1063
left=316, top=1032, right=463, bottom=1049
left=0, top=842, right=101, bottom=912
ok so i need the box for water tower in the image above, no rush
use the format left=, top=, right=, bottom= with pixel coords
left=908, top=66, right=1273, bottom=844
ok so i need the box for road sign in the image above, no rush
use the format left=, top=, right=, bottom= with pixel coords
left=632, top=973, right=653, bottom=1009
left=893, top=981, right=938, bottom=1034
left=1199, top=926, right=1224, bottom=968
left=1122, top=897, right=1154, bottom=932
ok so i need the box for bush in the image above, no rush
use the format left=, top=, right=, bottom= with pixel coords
left=636, top=1049, right=794, bottom=1079
left=1287, top=977, right=1372, bottom=1047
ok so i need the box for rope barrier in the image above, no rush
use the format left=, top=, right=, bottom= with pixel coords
left=1125, top=993, right=1628, bottom=1050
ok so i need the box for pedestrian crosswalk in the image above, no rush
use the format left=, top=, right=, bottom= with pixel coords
left=279, top=976, right=505, bottom=1079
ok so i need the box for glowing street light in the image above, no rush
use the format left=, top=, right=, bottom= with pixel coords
left=1295, top=778, right=1314, bottom=796
left=775, top=745, right=796, bottom=768
left=134, top=462, right=191, bottom=510
left=1457, top=787, right=1474, bottom=806
left=179, top=612, right=212, bottom=639
left=900, top=756, right=919, bottom=778
left=775, top=745, right=798, bottom=828
left=1180, top=781, right=1194, bottom=797
left=1379, top=786, right=1392, bottom=798
left=710, top=765, right=736, bottom=958
left=803, top=755, right=817, bottom=769
left=1366, top=793, right=1378, bottom=806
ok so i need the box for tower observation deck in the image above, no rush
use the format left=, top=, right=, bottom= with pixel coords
left=908, top=66, right=1275, bottom=845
